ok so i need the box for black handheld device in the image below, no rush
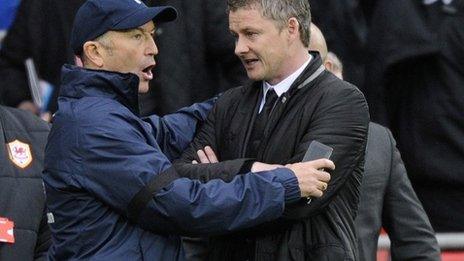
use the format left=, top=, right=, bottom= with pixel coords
left=302, top=140, right=333, bottom=162
left=301, top=140, right=333, bottom=204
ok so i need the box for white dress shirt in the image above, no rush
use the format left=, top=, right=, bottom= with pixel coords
left=259, top=55, right=312, bottom=113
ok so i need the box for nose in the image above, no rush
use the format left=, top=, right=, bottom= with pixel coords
left=146, top=36, right=158, bottom=56
left=234, top=36, right=249, bottom=56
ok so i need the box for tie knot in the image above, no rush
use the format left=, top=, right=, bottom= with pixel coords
left=264, top=89, right=278, bottom=108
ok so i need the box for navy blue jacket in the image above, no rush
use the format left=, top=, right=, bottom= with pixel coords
left=43, top=65, right=301, bottom=260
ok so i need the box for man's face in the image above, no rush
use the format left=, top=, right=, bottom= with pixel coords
left=229, top=7, right=291, bottom=85
left=100, top=21, right=157, bottom=93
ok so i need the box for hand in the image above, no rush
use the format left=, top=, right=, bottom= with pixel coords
left=286, top=159, right=334, bottom=198
left=40, top=111, right=52, bottom=122
left=193, top=146, right=218, bottom=164
left=17, top=101, right=39, bottom=115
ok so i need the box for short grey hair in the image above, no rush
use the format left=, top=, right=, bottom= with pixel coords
left=227, top=0, right=311, bottom=47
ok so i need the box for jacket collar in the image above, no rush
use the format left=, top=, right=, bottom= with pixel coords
left=288, top=51, right=324, bottom=95
left=241, top=51, right=325, bottom=108
left=60, top=64, right=141, bottom=115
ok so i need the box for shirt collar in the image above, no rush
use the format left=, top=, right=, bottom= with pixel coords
left=262, top=54, right=312, bottom=97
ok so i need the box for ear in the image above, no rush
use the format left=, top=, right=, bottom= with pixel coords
left=324, top=60, right=343, bottom=80
left=287, top=17, right=300, bottom=40
left=324, top=60, right=334, bottom=71
left=82, top=41, right=104, bottom=68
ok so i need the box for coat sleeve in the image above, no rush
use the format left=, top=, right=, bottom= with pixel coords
left=174, top=97, right=255, bottom=183
left=143, top=98, right=215, bottom=161
left=77, top=110, right=300, bottom=237
left=382, top=129, right=440, bottom=261
left=282, top=84, right=369, bottom=219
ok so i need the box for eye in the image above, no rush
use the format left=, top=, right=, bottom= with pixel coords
left=133, top=33, right=143, bottom=40
left=245, top=31, right=258, bottom=38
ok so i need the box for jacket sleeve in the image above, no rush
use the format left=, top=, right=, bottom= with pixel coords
left=282, top=85, right=369, bottom=219
left=142, top=98, right=215, bottom=161
left=382, top=129, right=440, bottom=261
left=77, top=110, right=300, bottom=237
left=174, top=98, right=255, bottom=183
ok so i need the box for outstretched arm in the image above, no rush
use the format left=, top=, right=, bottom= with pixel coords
left=76, top=111, right=303, bottom=237
left=143, top=98, right=215, bottom=161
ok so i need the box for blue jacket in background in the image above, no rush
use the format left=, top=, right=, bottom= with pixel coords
left=0, top=0, right=20, bottom=30
left=43, top=65, right=300, bottom=260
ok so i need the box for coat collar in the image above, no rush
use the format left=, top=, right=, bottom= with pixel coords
left=238, top=51, right=325, bottom=114
left=60, top=64, right=141, bottom=115
left=288, top=51, right=324, bottom=95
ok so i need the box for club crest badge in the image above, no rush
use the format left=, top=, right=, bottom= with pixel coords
left=7, top=140, right=33, bottom=169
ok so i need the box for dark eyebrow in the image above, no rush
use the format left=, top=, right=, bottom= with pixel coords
left=241, top=26, right=259, bottom=32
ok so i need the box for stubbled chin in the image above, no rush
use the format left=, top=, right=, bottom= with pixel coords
left=246, top=71, right=263, bottom=81
left=138, top=81, right=150, bottom=93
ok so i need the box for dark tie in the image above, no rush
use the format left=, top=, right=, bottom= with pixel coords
left=246, top=89, right=278, bottom=158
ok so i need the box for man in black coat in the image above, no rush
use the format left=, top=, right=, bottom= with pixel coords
left=365, top=0, right=464, bottom=232
left=177, top=0, right=369, bottom=260
left=0, top=105, right=50, bottom=260
left=310, top=22, right=440, bottom=261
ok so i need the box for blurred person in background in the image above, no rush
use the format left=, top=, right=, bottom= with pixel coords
left=309, top=0, right=370, bottom=88
left=306, top=0, right=464, bottom=234
left=309, top=22, right=440, bottom=261
left=0, top=0, right=85, bottom=116
left=364, top=0, right=464, bottom=232
left=0, top=105, right=50, bottom=260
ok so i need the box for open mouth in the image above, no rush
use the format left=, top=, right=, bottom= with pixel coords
left=243, top=58, right=259, bottom=67
left=141, top=65, right=155, bottom=80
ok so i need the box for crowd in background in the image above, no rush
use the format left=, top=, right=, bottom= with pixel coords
left=0, top=0, right=463, bottom=260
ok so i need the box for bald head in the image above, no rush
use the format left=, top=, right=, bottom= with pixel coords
left=308, top=23, right=343, bottom=79
left=309, top=23, right=328, bottom=61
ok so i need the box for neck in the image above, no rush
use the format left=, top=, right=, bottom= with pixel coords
left=268, top=47, right=310, bottom=85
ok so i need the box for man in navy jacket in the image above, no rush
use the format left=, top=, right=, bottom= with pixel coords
left=43, top=0, right=334, bottom=260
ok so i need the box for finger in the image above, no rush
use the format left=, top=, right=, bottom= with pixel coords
left=197, top=149, right=210, bottom=163
left=192, top=160, right=198, bottom=164
left=204, top=146, right=219, bottom=163
left=313, top=159, right=335, bottom=170
left=317, top=181, right=328, bottom=191
left=316, top=170, right=331, bottom=183
left=311, top=189, right=323, bottom=198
